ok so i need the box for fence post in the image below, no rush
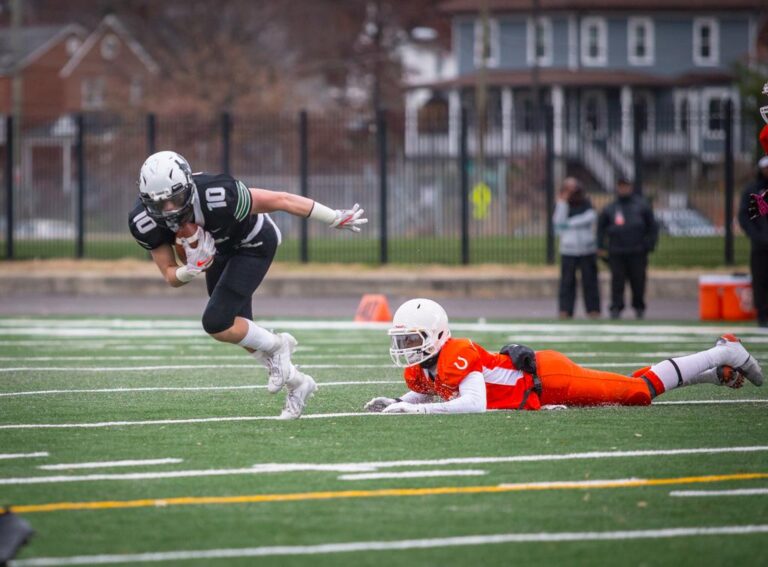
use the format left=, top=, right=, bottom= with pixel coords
left=75, top=113, right=85, bottom=259
left=545, top=105, right=555, bottom=265
left=632, top=102, right=643, bottom=195
left=5, top=115, right=13, bottom=260
left=459, top=106, right=470, bottom=265
left=724, top=99, right=734, bottom=266
left=146, top=113, right=156, bottom=155
left=221, top=112, right=231, bottom=175
left=299, top=110, right=309, bottom=263
left=377, top=109, right=388, bottom=264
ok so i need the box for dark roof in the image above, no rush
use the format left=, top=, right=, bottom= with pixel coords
left=0, top=24, right=85, bottom=74
left=409, top=68, right=734, bottom=89
left=441, top=0, right=764, bottom=13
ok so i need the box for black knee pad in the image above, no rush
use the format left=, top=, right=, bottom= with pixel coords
left=201, top=304, right=234, bottom=335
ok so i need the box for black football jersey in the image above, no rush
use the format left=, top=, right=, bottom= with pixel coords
left=128, top=173, right=274, bottom=255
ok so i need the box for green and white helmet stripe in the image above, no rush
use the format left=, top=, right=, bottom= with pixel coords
left=234, top=181, right=252, bottom=221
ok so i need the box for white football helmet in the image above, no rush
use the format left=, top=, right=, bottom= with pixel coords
left=138, top=151, right=196, bottom=229
left=761, top=81, right=768, bottom=125
left=389, top=298, right=451, bottom=367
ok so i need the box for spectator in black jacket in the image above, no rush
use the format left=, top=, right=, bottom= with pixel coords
left=737, top=156, right=768, bottom=328
left=597, top=177, right=658, bottom=320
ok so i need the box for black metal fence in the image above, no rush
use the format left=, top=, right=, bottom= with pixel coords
left=0, top=103, right=759, bottom=266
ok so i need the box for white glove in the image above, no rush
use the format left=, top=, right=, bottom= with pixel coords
left=382, top=401, right=428, bottom=414
left=330, top=203, right=368, bottom=232
left=363, top=397, right=399, bottom=413
left=184, top=227, right=215, bottom=273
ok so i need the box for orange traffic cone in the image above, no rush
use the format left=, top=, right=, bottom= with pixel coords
left=354, top=294, right=392, bottom=322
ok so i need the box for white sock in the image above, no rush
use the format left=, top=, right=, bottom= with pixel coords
left=237, top=320, right=278, bottom=353
left=649, top=350, right=718, bottom=392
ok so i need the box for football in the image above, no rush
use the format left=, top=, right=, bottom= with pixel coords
left=174, top=222, right=199, bottom=265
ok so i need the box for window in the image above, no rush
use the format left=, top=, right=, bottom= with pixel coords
left=707, top=98, right=724, bottom=134
left=581, top=91, right=607, bottom=138
left=581, top=17, right=607, bottom=66
left=693, top=18, right=719, bottom=66
left=527, top=17, right=553, bottom=66
left=100, top=34, right=120, bottom=60
left=628, top=17, right=654, bottom=66
left=474, top=18, right=499, bottom=68
left=130, top=76, right=144, bottom=106
left=417, top=93, right=450, bottom=135
left=634, top=91, right=654, bottom=135
left=674, top=91, right=690, bottom=133
left=81, top=77, right=105, bottom=110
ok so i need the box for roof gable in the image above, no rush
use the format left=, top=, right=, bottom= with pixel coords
left=60, top=14, right=159, bottom=78
left=0, top=24, right=86, bottom=74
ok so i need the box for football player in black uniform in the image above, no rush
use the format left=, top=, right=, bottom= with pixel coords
left=128, top=151, right=367, bottom=419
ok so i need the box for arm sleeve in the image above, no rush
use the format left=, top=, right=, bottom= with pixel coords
left=422, top=372, right=487, bottom=414
left=564, top=208, right=597, bottom=229
left=552, top=201, right=568, bottom=233
left=760, top=125, right=768, bottom=155
left=400, top=391, right=435, bottom=404
left=596, top=208, right=608, bottom=249
left=643, top=205, right=659, bottom=252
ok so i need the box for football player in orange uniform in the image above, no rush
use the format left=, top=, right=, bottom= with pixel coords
left=364, top=299, right=764, bottom=414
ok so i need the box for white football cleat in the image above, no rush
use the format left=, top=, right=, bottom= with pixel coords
left=264, top=333, right=298, bottom=394
left=279, top=371, right=317, bottom=420
left=714, top=335, right=763, bottom=387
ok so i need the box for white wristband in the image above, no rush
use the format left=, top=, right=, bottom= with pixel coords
left=307, top=201, right=336, bottom=225
left=175, top=265, right=197, bottom=283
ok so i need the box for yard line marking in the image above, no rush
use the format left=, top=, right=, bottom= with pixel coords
left=0, top=364, right=391, bottom=373
left=0, top=381, right=401, bottom=398
left=655, top=399, right=768, bottom=405
left=8, top=473, right=768, bottom=515
left=0, top=452, right=48, bottom=460
left=338, top=470, right=487, bottom=481
left=0, top=354, right=383, bottom=362
left=670, top=488, right=768, bottom=497
left=11, top=525, right=768, bottom=565
left=1, top=447, right=766, bottom=485
left=38, top=458, right=183, bottom=471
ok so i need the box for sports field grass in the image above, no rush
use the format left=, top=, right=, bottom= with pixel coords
left=0, top=317, right=767, bottom=565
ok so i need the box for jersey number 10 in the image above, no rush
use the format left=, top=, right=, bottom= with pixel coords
left=205, top=187, right=227, bottom=211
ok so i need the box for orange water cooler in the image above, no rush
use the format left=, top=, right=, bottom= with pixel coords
left=698, top=274, right=756, bottom=321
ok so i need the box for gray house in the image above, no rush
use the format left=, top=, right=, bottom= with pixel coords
left=405, top=0, right=764, bottom=190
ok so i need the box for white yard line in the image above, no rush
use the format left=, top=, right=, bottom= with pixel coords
left=0, top=446, right=765, bottom=485
left=38, top=458, right=183, bottom=471
left=0, top=381, right=401, bottom=398
left=670, top=488, right=768, bottom=497
left=0, top=354, right=383, bottom=362
left=338, top=470, right=487, bottom=481
left=0, top=364, right=392, bottom=373
left=654, top=399, right=768, bottom=405
left=0, top=452, right=48, bottom=460
left=11, top=525, right=768, bottom=566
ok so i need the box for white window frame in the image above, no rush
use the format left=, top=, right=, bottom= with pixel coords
left=581, top=90, right=608, bottom=138
left=474, top=17, right=499, bottom=68
left=693, top=17, right=719, bottom=67
left=581, top=17, right=607, bottom=67
left=81, top=76, right=105, bottom=110
left=701, top=87, right=730, bottom=139
left=627, top=17, right=654, bottom=66
left=527, top=16, right=553, bottom=67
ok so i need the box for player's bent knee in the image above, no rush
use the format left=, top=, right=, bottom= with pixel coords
left=201, top=308, right=234, bottom=336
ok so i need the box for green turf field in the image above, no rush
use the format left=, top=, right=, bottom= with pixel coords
left=0, top=317, right=767, bottom=565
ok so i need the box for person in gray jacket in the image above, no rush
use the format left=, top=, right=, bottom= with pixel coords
left=553, top=177, right=601, bottom=319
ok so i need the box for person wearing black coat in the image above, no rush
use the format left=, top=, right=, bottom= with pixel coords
left=597, top=177, right=659, bottom=320
left=737, top=156, right=768, bottom=328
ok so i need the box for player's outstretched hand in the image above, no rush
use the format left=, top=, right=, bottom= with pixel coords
left=185, top=227, right=215, bottom=273
left=363, top=396, right=398, bottom=412
left=330, top=203, right=368, bottom=232
left=382, top=401, right=428, bottom=414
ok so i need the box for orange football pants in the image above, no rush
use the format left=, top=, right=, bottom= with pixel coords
left=535, top=350, right=652, bottom=406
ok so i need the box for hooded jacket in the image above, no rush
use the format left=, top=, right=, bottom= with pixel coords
left=553, top=197, right=597, bottom=256
left=597, top=194, right=658, bottom=254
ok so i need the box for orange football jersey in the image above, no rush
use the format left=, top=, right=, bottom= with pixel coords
left=403, top=338, right=541, bottom=410
left=761, top=125, right=768, bottom=155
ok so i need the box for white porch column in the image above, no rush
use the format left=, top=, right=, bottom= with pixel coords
left=501, top=86, right=513, bottom=154
left=551, top=85, right=564, bottom=156
left=63, top=140, right=72, bottom=194
left=449, top=88, right=461, bottom=156
left=620, top=85, right=633, bottom=154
